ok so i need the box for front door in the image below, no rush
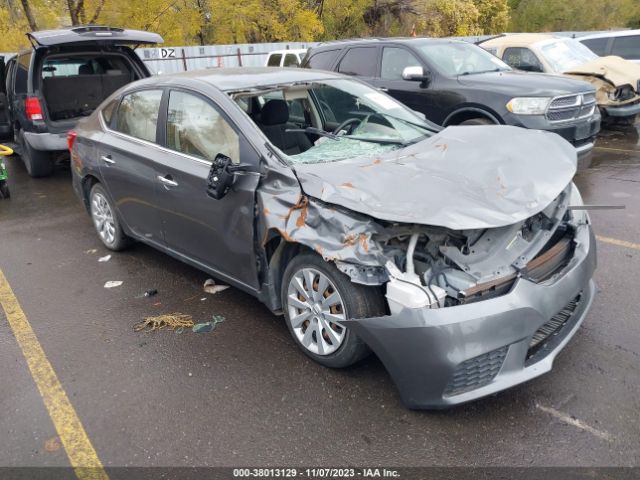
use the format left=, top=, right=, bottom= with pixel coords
left=0, top=57, right=12, bottom=141
left=154, top=89, right=260, bottom=289
left=99, top=89, right=164, bottom=244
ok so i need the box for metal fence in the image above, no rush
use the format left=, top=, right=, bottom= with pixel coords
left=136, top=42, right=319, bottom=74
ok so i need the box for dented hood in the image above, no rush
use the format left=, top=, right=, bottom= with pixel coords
left=564, top=56, right=640, bottom=87
left=294, top=126, right=577, bottom=230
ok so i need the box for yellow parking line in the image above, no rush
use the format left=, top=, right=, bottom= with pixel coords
left=0, top=269, right=108, bottom=480
left=596, top=235, right=640, bottom=251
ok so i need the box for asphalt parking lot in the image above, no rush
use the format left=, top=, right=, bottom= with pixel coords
left=1, top=124, right=639, bottom=470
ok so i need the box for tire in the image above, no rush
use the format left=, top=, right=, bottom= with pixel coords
left=460, top=117, right=495, bottom=126
left=18, top=130, right=53, bottom=178
left=89, top=183, right=129, bottom=251
left=0, top=180, right=9, bottom=199
left=281, top=252, right=385, bottom=368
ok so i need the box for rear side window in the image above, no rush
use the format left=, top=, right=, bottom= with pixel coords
left=114, top=89, right=163, bottom=143
left=267, top=54, right=282, bottom=67
left=14, top=53, right=31, bottom=94
left=611, top=36, right=640, bottom=60
left=101, top=99, right=118, bottom=125
left=581, top=37, right=609, bottom=56
left=306, top=49, right=339, bottom=70
left=166, top=90, right=239, bottom=162
left=337, top=47, right=378, bottom=77
left=284, top=53, right=299, bottom=67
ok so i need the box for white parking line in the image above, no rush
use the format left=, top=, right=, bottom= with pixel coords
left=535, top=403, right=613, bottom=442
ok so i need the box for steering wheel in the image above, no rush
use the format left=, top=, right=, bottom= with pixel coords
left=332, top=117, right=363, bottom=135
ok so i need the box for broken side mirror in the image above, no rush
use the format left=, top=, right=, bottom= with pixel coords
left=206, top=154, right=253, bottom=200
left=402, top=66, right=431, bottom=87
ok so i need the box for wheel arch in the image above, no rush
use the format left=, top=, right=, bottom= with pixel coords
left=443, top=107, right=502, bottom=126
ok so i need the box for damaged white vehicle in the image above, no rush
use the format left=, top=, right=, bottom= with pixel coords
left=71, top=68, right=597, bottom=408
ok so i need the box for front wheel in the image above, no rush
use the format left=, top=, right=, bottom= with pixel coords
left=460, top=117, right=495, bottom=126
left=281, top=253, right=385, bottom=368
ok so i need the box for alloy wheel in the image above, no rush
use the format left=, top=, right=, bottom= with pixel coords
left=91, top=191, right=116, bottom=246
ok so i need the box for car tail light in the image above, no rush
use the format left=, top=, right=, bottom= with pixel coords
left=25, top=97, right=44, bottom=121
left=67, top=130, right=78, bottom=151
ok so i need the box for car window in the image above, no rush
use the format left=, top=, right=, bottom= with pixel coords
left=503, top=47, right=544, bottom=72
left=611, top=36, right=640, bottom=60
left=5, top=58, right=16, bottom=94
left=284, top=53, right=299, bottom=67
left=381, top=47, right=421, bottom=80
left=416, top=41, right=510, bottom=76
left=337, top=47, right=377, bottom=77
left=581, top=37, right=609, bottom=56
left=267, top=54, right=282, bottom=67
left=539, top=38, right=598, bottom=73
left=306, top=49, right=340, bottom=70
left=166, top=90, right=240, bottom=163
left=114, top=89, right=163, bottom=143
left=14, top=52, right=31, bottom=94
left=101, top=99, right=118, bottom=125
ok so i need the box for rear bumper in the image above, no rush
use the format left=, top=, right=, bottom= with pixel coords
left=23, top=131, right=68, bottom=152
left=344, top=223, right=596, bottom=409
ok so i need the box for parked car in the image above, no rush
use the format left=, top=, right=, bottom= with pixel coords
left=479, top=34, right=640, bottom=121
left=579, top=30, right=640, bottom=63
left=71, top=67, right=596, bottom=409
left=0, top=25, right=162, bottom=177
left=265, top=49, right=307, bottom=68
left=301, top=38, right=600, bottom=169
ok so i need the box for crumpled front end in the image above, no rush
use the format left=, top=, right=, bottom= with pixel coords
left=344, top=209, right=596, bottom=408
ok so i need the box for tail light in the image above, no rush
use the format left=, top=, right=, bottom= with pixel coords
left=67, top=130, right=77, bottom=151
left=25, top=97, right=44, bottom=121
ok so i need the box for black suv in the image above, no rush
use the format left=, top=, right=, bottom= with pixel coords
left=0, top=26, right=161, bottom=177
left=302, top=38, right=601, bottom=168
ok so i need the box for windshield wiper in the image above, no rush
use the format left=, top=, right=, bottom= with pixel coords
left=459, top=68, right=506, bottom=76
left=342, top=136, right=407, bottom=145
left=285, top=127, right=340, bottom=141
left=370, top=112, right=434, bottom=132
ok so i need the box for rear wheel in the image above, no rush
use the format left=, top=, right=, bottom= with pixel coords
left=18, top=130, right=53, bottom=178
left=89, top=183, right=129, bottom=251
left=460, top=117, right=495, bottom=126
left=0, top=180, right=9, bottom=199
left=281, top=252, right=385, bottom=368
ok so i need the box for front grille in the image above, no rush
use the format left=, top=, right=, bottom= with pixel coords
left=444, top=346, right=508, bottom=397
left=526, top=293, right=582, bottom=364
left=546, top=92, right=596, bottom=123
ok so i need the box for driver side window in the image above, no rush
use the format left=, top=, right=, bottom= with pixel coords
left=381, top=47, right=421, bottom=80
left=166, top=90, right=240, bottom=163
left=503, top=47, right=543, bottom=72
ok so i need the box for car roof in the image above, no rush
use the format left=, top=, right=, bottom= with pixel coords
left=310, top=37, right=468, bottom=50
left=579, top=29, right=640, bottom=40
left=28, top=25, right=162, bottom=47
left=481, top=33, right=559, bottom=47
left=133, top=67, right=346, bottom=92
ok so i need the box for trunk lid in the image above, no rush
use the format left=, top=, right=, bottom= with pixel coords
left=27, top=26, right=163, bottom=47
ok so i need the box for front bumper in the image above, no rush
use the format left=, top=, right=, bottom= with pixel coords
left=344, top=223, right=596, bottom=409
left=603, top=101, right=640, bottom=117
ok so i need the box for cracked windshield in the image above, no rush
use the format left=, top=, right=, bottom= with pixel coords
left=233, top=79, right=433, bottom=163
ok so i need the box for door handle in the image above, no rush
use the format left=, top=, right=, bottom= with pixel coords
left=101, top=155, right=115, bottom=165
left=157, top=175, right=178, bottom=187
left=378, top=87, right=389, bottom=92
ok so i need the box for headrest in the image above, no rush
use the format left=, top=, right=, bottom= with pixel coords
left=260, top=99, right=289, bottom=126
left=78, top=64, right=93, bottom=75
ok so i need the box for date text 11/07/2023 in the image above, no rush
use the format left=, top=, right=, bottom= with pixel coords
left=232, top=468, right=401, bottom=478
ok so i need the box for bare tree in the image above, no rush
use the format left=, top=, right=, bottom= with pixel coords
left=66, top=0, right=106, bottom=25
left=19, top=0, right=38, bottom=30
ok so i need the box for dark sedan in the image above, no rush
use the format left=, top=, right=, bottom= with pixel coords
left=70, top=68, right=596, bottom=408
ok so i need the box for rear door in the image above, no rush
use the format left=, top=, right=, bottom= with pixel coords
left=0, top=57, right=11, bottom=140
left=98, top=89, right=164, bottom=243
left=154, top=88, right=261, bottom=288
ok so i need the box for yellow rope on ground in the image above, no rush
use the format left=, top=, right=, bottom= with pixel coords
left=133, top=313, right=194, bottom=332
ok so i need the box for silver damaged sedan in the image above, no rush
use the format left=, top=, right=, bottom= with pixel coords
left=70, top=68, right=597, bottom=408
